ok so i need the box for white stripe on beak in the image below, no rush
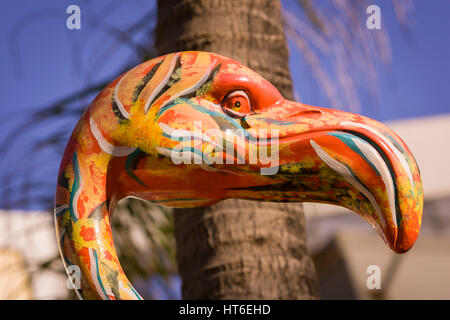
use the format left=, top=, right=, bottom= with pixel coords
left=310, top=139, right=388, bottom=233
left=351, top=136, right=397, bottom=227
left=340, top=121, right=414, bottom=193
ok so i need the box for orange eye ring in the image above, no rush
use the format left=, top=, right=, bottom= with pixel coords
left=221, top=90, right=252, bottom=118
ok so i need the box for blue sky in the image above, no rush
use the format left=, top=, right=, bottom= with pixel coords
left=286, top=0, right=450, bottom=120
left=0, top=0, right=449, bottom=210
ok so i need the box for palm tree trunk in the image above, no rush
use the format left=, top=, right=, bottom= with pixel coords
left=155, top=0, right=319, bottom=299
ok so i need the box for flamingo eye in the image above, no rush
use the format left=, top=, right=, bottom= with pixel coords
left=221, top=90, right=252, bottom=118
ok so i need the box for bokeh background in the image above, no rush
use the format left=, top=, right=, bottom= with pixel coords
left=0, top=0, right=449, bottom=299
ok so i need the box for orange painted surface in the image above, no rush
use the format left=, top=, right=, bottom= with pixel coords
left=54, top=51, right=423, bottom=299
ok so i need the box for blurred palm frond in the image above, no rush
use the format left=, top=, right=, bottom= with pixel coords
left=284, top=0, right=414, bottom=112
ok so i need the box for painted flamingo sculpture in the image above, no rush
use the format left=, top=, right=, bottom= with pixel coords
left=55, top=51, right=423, bottom=300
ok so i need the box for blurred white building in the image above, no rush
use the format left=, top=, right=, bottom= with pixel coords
left=0, top=210, right=68, bottom=299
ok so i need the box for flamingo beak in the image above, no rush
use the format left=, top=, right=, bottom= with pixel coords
left=240, top=101, right=423, bottom=253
